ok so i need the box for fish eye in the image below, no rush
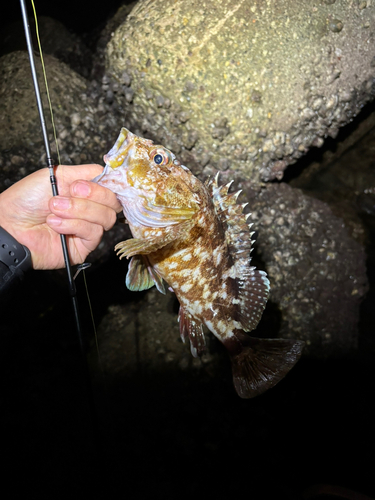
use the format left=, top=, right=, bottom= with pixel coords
left=150, top=148, right=171, bottom=166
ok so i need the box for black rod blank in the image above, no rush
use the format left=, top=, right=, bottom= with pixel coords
left=19, top=0, right=97, bottom=429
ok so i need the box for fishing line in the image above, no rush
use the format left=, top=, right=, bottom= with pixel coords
left=19, top=0, right=97, bottom=431
left=73, top=262, right=103, bottom=370
left=82, top=269, right=103, bottom=371
left=30, top=0, right=61, bottom=165
left=30, top=0, right=101, bottom=364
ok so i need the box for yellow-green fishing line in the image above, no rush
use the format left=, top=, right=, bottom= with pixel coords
left=31, top=0, right=101, bottom=365
left=31, top=0, right=61, bottom=165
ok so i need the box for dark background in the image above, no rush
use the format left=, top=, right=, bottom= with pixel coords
left=1, top=2, right=375, bottom=499
left=8, top=0, right=127, bottom=34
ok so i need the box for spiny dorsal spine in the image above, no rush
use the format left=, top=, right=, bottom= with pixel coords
left=207, top=173, right=270, bottom=333
left=208, top=174, right=255, bottom=268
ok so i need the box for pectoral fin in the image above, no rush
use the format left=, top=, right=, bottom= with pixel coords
left=126, top=255, right=166, bottom=294
left=115, top=237, right=167, bottom=259
left=115, top=219, right=194, bottom=259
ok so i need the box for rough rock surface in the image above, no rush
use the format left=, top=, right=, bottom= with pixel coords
left=90, top=181, right=368, bottom=364
left=242, top=182, right=368, bottom=357
left=90, top=2, right=137, bottom=80
left=289, top=103, right=375, bottom=194
left=105, top=0, right=375, bottom=182
left=0, top=4, right=370, bottom=361
left=287, top=103, right=375, bottom=245
left=0, top=51, right=103, bottom=176
left=0, top=50, right=127, bottom=263
left=290, top=105, right=375, bottom=216
left=91, top=288, right=226, bottom=380
left=0, top=17, right=93, bottom=78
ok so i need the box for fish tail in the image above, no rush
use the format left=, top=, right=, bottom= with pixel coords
left=225, top=332, right=304, bottom=398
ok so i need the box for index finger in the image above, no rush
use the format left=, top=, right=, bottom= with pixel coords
left=70, top=179, right=122, bottom=213
left=55, top=164, right=104, bottom=192
left=55, top=164, right=122, bottom=212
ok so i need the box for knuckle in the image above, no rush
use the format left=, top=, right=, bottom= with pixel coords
left=94, top=183, right=118, bottom=209
left=94, top=224, right=104, bottom=241
left=105, top=210, right=117, bottom=231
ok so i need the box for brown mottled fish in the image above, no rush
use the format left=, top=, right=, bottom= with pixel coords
left=95, top=128, right=304, bottom=398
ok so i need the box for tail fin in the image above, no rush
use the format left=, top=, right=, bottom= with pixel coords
left=225, top=333, right=304, bottom=398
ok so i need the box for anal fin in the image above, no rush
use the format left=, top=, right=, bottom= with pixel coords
left=178, top=307, right=206, bottom=358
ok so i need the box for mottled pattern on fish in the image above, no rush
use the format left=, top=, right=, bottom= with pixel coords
left=95, top=128, right=304, bottom=398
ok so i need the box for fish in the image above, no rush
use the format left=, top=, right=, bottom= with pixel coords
left=94, top=128, right=304, bottom=398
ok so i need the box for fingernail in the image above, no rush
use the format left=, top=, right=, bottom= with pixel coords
left=52, top=197, right=71, bottom=210
left=73, top=181, right=90, bottom=197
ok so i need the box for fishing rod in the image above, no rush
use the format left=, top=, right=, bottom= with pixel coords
left=19, top=0, right=97, bottom=428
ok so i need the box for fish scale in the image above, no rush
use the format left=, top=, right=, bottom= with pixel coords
left=94, top=128, right=304, bottom=398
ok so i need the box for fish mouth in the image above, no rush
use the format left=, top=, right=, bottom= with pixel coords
left=103, top=127, right=135, bottom=169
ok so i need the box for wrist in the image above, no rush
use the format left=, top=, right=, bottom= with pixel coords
left=0, top=192, right=15, bottom=238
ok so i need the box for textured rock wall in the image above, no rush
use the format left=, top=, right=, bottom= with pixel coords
left=0, top=5, right=371, bottom=359
left=242, top=182, right=368, bottom=357
left=105, top=0, right=375, bottom=181
left=0, top=51, right=129, bottom=262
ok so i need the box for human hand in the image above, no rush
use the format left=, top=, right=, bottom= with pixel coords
left=0, top=164, right=122, bottom=270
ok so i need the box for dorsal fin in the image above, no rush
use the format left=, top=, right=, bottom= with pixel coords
left=206, top=174, right=270, bottom=332
left=206, top=173, right=257, bottom=269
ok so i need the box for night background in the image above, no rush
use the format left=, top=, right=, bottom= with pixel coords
left=1, top=1, right=375, bottom=499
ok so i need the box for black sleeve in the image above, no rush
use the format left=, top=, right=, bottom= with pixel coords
left=0, top=226, right=32, bottom=303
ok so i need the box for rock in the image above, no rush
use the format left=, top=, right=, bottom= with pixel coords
left=0, top=50, right=127, bottom=264
left=0, top=52, right=108, bottom=179
left=105, top=0, right=375, bottom=182
left=290, top=105, right=375, bottom=232
left=0, top=6, right=370, bottom=364
left=288, top=105, right=375, bottom=194
left=90, top=288, right=224, bottom=381
left=89, top=179, right=368, bottom=369
left=90, top=2, right=137, bottom=80
left=285, top=104, right=375, bottom=248
left=242, top=182, right=368, bottom=357
left=0, top=17, right=93, bottom=78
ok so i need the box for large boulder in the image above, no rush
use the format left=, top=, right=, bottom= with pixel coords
left=0, top=51, right=127, bottom=263
left=0, top=51, right=110, bottom=185
left=90, top=288, right=224, bottom=381
left=105, top=0, right=375, bottom=181
left=0, top=7, right=369, bottom=360
left=0, top=17, right=93, bottom=78
left=90, top=181, right=368, bottom=365
left=243, top=182, right=368, bottom=357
